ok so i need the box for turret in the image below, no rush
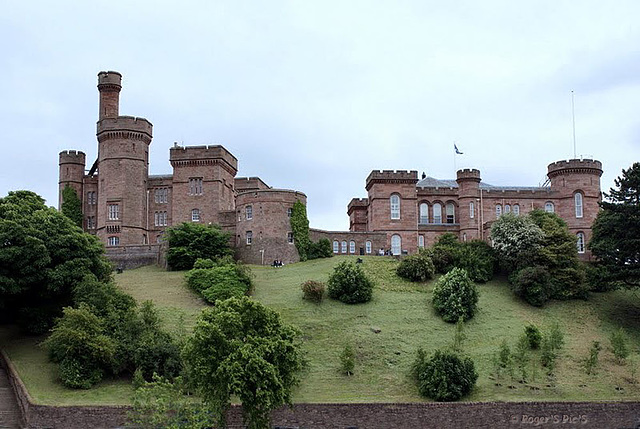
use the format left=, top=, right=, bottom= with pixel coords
left=456, top=169, right=482, bottom=240
left=58, top=150, right=86, bottom=209
left=97, top=71, right=122, bottom=120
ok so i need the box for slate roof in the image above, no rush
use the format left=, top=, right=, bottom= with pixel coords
left=416, top=176, right=549, bottom=192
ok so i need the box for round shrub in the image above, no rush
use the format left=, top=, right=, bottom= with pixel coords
left=457, top=240, right=496, bottom=283
left=524, top=324, right=542, bottom=349
left=396, top=251, right=435, bottom=282
left=412, top=348, right=478, bottom=401
left=186, top=264, right=253, bottom=304
left=327, top=261, right=373, bottom=304
left=432, top=268, right=478, bottom=322
left=509, top=266, right=551, bottom=307
left=301, top=280, right=326, bottom=303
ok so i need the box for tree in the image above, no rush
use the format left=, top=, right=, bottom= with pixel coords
left=590, top=162, right=640, bottom=288
left=431, top=268, right=478, bottom=322
left=60, top=184, right=83, bottom=227
left=412, top=348, right=478, bottom=401
left=490, top=213, right=544, bottom=272
left=0, top=191, right=112, bottom=333
left=290, top=200, right=310, bottom=262
left=165, top=222, right=233, bottom=270
left=183, top=297, right=304, bottom=429
left=327, top=261, right=373, bottom=304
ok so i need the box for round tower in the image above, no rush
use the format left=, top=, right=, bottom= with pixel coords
left=456, top=169, right=481, bottom=241
left=58, top=150, right=86, bottom=209
left=96, top=71, right=153, bottom=246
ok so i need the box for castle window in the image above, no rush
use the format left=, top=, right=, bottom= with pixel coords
left=390, top=195, right=400, bottom=219
left=504, top=204, right=511, bottom=214
left=463, top=233, right=467, bottom=242
left=333, top=240, right=339, bottom=253
left=155, top=188, right=168, bottom=203
left=419, top=203, right=429, bottom=224
left=287, top=232, right=294, bottom=243
left=287, top=207, right=293, bottom=217
left=576, top=232, right=585, bottom=254
left=107, top=236, right=119, bottom=246
left=495, top=204, right=502, bottom=218
left=246, top=205, right=253, bottom=220
left=154, top=211, right=167, bottom=226
left=391, top=234, right=402, bottom=256
left=575, top=192, right=583, bottom=218
left=446, top=203, right=455, bottom=224
left=108, top=204, right=119, bottom=220
left=87, top=191, right=96, bottom=205
left=86, top=216, right=95, bottom=229
left=433, top=203, right=442, bottom=224
left=349, top=240, right=356, bottom=254
left=418, top=235, right=424, bottom=248
left=513, top=204, right=520, bottom=215
left=246, top=231, right=253, bottom=245
left=469, top=202, right=475, bottom=219
left=191, top=209, right=200, bottom=222
left=545, top=202, right=554, bottom=213
left=341, top=241, right=347, bottom=254
left=189, top=178, right=203, bottom=196
left=365, top=240, right=372, bottom=254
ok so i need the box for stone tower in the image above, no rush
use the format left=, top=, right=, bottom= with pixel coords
left=58, top=150, right=86, bottom=209
left=456, top=168, right=481, bottom=241
left=96, top=71, right=153, bottom=245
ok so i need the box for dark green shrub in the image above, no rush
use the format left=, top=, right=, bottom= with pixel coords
left=412, top=348, right=478, bottom=401
left=549, top=266, right=588, bottom=300
left=301, top=280, right=325, bottom=303
left=509, top=266, right=552, bottom=307
left=134, top=330, right=183, bottom=381
left=524, top=324, right=542, bottom=349
left=340, top=345, right=356, bottom=375
left=432, top=268, right=478, bottom=322
left=396, top=250, right=435, bottom=282
left=540, top=323, right=565, bottom=371
left=584, top=341, right=602, bottom=375
left=290, top=200, right=311, bottom=261
left=186, top=264, right=253, bottom=304
left=610, top=328, right=630, bottom=363
left=59, top=357, right=104, bottom=389
left=308, top=239, right=333, bottom=259
left=457, top=240, right=496, bottom=283
left=327, top=261, right=373, bottom=304
left=430, top=237, right=460, bottom=274
left=166, top=222, right=233, bottom=271
left=585, top=263, right=619, bottom=292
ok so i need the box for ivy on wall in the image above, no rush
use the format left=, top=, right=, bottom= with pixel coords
left=290, top=200, right=310, bottom=261
left=61, top=184, right=83, bottom=228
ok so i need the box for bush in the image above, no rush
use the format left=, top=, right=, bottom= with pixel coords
left=308, top=239, right=333, bottom=260
left=186, top=263, right=253, bottom=304
left=584, top=341, right=602, bottom=375
left=301, top=280, right=325, bottom=303
left=412, top=348, right=478, bottom=401
left=457, top=240, right=496, bottom=283
left=327, top=261, right=373, bottom=304
left=340, top=345, right=356, bottom=375
left=430, top=234, right=460, bottom=274
left=396, top=250, right=435, bottom=282
left=610, top=328, right=630, bottom=363
left=524, top=324, right=542, bottom=349
left=540, top=323, right=565, bottom=371
left=432, top=268, right=478, bottom=322
left=166, top=222, right=233, bottom=271
left=585, top=263, right=619, bottom=292
left=548, top=266, right=588, bottom=300
left=509, top=266, right=552, bottom=307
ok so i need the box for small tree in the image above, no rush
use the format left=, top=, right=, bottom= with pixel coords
left=396, top=250, right=435, bottom=282
left=513, top=334, right=530, bottom=382
left=524, top=324, right=542, bottom=349
left=183, top=297, right=304, bottom=429
left=451, top=317, right=467, bottom=353
left=490, top=213, right=544, bottom=272
left=340, top=345, right=356, bottom=375
left=301, top=280, right=325, bottom=303
left=290, top=200, right=310, bottom=262
left=584, top=341, right=602, bottom=375
left=509, top=266, right=552, bottom=307
left=412, top=348, right=478, bottom=401
left=610, top=328, right=630, bottom=364
left=308, top=238, right=333, bottom=260
left=327, top=261, right=373, bottom=304
left=165, top=222, right=232, bottom=271
left=432, top=268, right=478, bottom=322
left=60, top=184, right=83, bottom=228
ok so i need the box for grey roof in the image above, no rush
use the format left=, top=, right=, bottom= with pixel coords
left=416, top=176, right=549, bottom=192
left=149, top=174, right=173, bottom=180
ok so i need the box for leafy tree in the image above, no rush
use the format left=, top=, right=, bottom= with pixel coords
left=396, top=249, right=435, bottom=282
left=165, top=222, right=232, bottom=271
left=610, top=327, right=630, bottom=364
left=0, top=190, right=112, bottom=333
left=430, top=233, right=461, bottom=274
left=290, top=200, right=310, bottom=261
left=590, top=162, right=640, bottom=288
left=327, top=261, right=373, bottom=304
left=432, top=268, right=478, bottom=322
left=186, top=262, right=253, bottom=304
left=60, top=184, right=83, bottom=227
left=524, top=324, right=542, bottom=349
left=308, top=238, right=333, bottom=260
left=457, top=240, right=497, bottom=283
left=183, top=297, right=304, bottom=429
left=509, top=265, right=552, bottom=306
left=339, top=345, right=356, bottom=375
left=412, top=348, right=478, bottom=401
left=490, top=213, right=544, bottom=272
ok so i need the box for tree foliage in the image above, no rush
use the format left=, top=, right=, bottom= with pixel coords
left=60, top=184, right=83, bottom=227
left=290, top=200, right=310, bottom=262
left=186, top=259, right=253, bottom=304
left=165, top=222, right=232, bottom=271
left=183, top=297, right=304, bottom=429
left=327, top=261, right=373, bottom=304
left=396, top=249, right=435, bottom=282
left=0, top=190, right=112, bottom=333
left=590, top=162, right=640, bottom=288
left=412, top=348, right=478, bottom=401
left=490, top=213, right=544, bottom=272
left=432, top=268, right=478, bottom=322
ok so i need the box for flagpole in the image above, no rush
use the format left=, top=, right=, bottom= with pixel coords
left=453, top=142, right=457, bottom=175
left=571, top=90, right=577, bottom=158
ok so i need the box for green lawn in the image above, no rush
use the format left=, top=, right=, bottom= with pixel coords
left=2, top=255, right=640, bottom=405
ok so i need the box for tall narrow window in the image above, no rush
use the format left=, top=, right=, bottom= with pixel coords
left=349, top=240, right=356, bottom=254
left=108, top=204, right=119, bottom=220
left=287, top=232, right=294, bottom=243
left=469, top=202, right=475, bottom=219
left=419, top=203, right=429, bottom=224
left=87, top=191, right=96, bottom=205
left=333, top=240, right=339, bottom=253
left=496, top=204, right=502, bottom=218
left=191, top=208, right=200, bottom=222
left=576, top=232, right=585, bottom=254
left=246, top=231, right=253, bottom=245
left=391, top=234, right=402, bottom=256
left=575, top=193, right=583, bottom=218
left=365, top=240, right=372, bottom=254
left=545, top=202, right=554, bottom=213
left=246, top=205, right=253, bottom=220
left=155, top=188, right=168, bottom=203
left=108, top=236, right=119, bottom=246
left=189, top=178, right=203, bottom=195
left=390, top=195, right=400, bottom=219
left=504, top=204, right=511, bottom=214
left=287, top=207, right=293, bottom=217
left=433, top=203, right=442, bottom=224
left=418, top=235, right=425, bottom=248
left=341, top=241, right=347, bottom=254
left=446, top=203, right=455, bottom=224
left=513, top=204, right=520, bottom=215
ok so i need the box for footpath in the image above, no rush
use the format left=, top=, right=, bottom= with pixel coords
left=0, top=366, right=21, bottom=428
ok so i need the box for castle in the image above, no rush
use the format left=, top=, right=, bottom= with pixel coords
left=58, top=71, right=602, bottom=267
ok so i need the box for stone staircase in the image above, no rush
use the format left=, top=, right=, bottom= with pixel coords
left=0, top=367, right=21, bottom=429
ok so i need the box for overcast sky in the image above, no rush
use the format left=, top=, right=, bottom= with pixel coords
left=1, top=1, right=639, bottom=230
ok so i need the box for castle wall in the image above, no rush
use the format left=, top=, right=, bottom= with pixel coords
left=310, top=229, right=387, bottom=255
left=58, top=150, right=85, bottom=209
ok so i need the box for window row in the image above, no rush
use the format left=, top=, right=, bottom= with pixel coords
left=188, top=177, right=203, bottom=196
left=242, top=205, right=293, bottom=221
left=154, top=211, right=168, bottom=226
left=154, top=188, right=168, bottom=204
left=244, top=231, right=294, bottom=245
left=108, top=236, right=119, bottom=246
left=108, top=204, right=119, bottom=220
left=418, top=202, right=456, bottom=224
left=495, top=204, right=521, bottom=218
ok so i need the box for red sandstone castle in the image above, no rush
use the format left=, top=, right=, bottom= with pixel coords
left=58, top=71, right=602, bottom=266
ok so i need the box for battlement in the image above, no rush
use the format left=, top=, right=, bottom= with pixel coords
left=547, top=159, right=603, bottom=178
left=59, top=150, right=86, bottom=164
left=97, top=116, right=153, bottom=138
left=366, top=170, right=418, bottom=190
left=348, top=197, right=369, bottom=208
left=170, top=144, right=238, bottom=173
left=235, top=176, right=270, bottom=192
left=456, top=168, right=481, bottom=182
left=97, top=71, right=122, bottom=89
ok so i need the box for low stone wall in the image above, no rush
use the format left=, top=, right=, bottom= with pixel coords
left=105, top=244, right=161, bottom=269
left=2, top=350, right=640, bottom=428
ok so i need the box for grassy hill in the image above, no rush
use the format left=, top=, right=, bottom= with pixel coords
left=2, top=255, right=640, bottom=405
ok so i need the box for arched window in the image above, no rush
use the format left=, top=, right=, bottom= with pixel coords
left=446, top=203, right=455, bottom=223
left=433, top=203, right=442, bottom=224
left=246, top=205, right=253, bottom=220
left=108, top=236, right=119, bottom=246
left=349, top=240, right=356, bottom=254
left=575, top=192, right=583, bottom=218
left=418, top=235, right=425, bottom=248
left=496, top=204, right=502, bottom=218
left=545, top=202, right=554, bottom=213
left=391, top=234, right=402, bottom=256
left=513, top=204, right=520, bottom=215
left=365, top=240, right=372, bottom=254
left=469, top=202, right=475, bottom=219
left=390, top=195, right=400, bottom=219
left=576, top=232, right=585, bottom=254
left=333, top=240, right=339, bottom=253
left=419, top=203, right=429, bottom=224
left=191, top=208, right=200, bottom=222
left=341, top=241, right=347, bottom=253
left=462, top=233, right=467, bottom=242
left=504, top=204, right=511, bottom=214
left=246, top=231, right=253, bottom=245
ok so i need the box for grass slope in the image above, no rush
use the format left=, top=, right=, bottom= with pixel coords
left=2, top=255, right=640, bottom=405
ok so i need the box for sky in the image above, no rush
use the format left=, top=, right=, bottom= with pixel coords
left=1, top=1, right=639, bottom=231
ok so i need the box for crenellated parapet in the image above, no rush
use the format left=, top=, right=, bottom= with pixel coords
left=547, top=159, right=603, bottom=179
left=170, top=144, right=238, bottom=176
left=59, top=150, right=86, bottom=166
left=456, top=168, right=481, bottom=182
left=366, top=170, right=418, bottom=190
left=97, top=116, right=153, bottom=144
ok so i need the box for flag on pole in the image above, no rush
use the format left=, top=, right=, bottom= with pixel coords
left=454, top=144, right=463, bottom=155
